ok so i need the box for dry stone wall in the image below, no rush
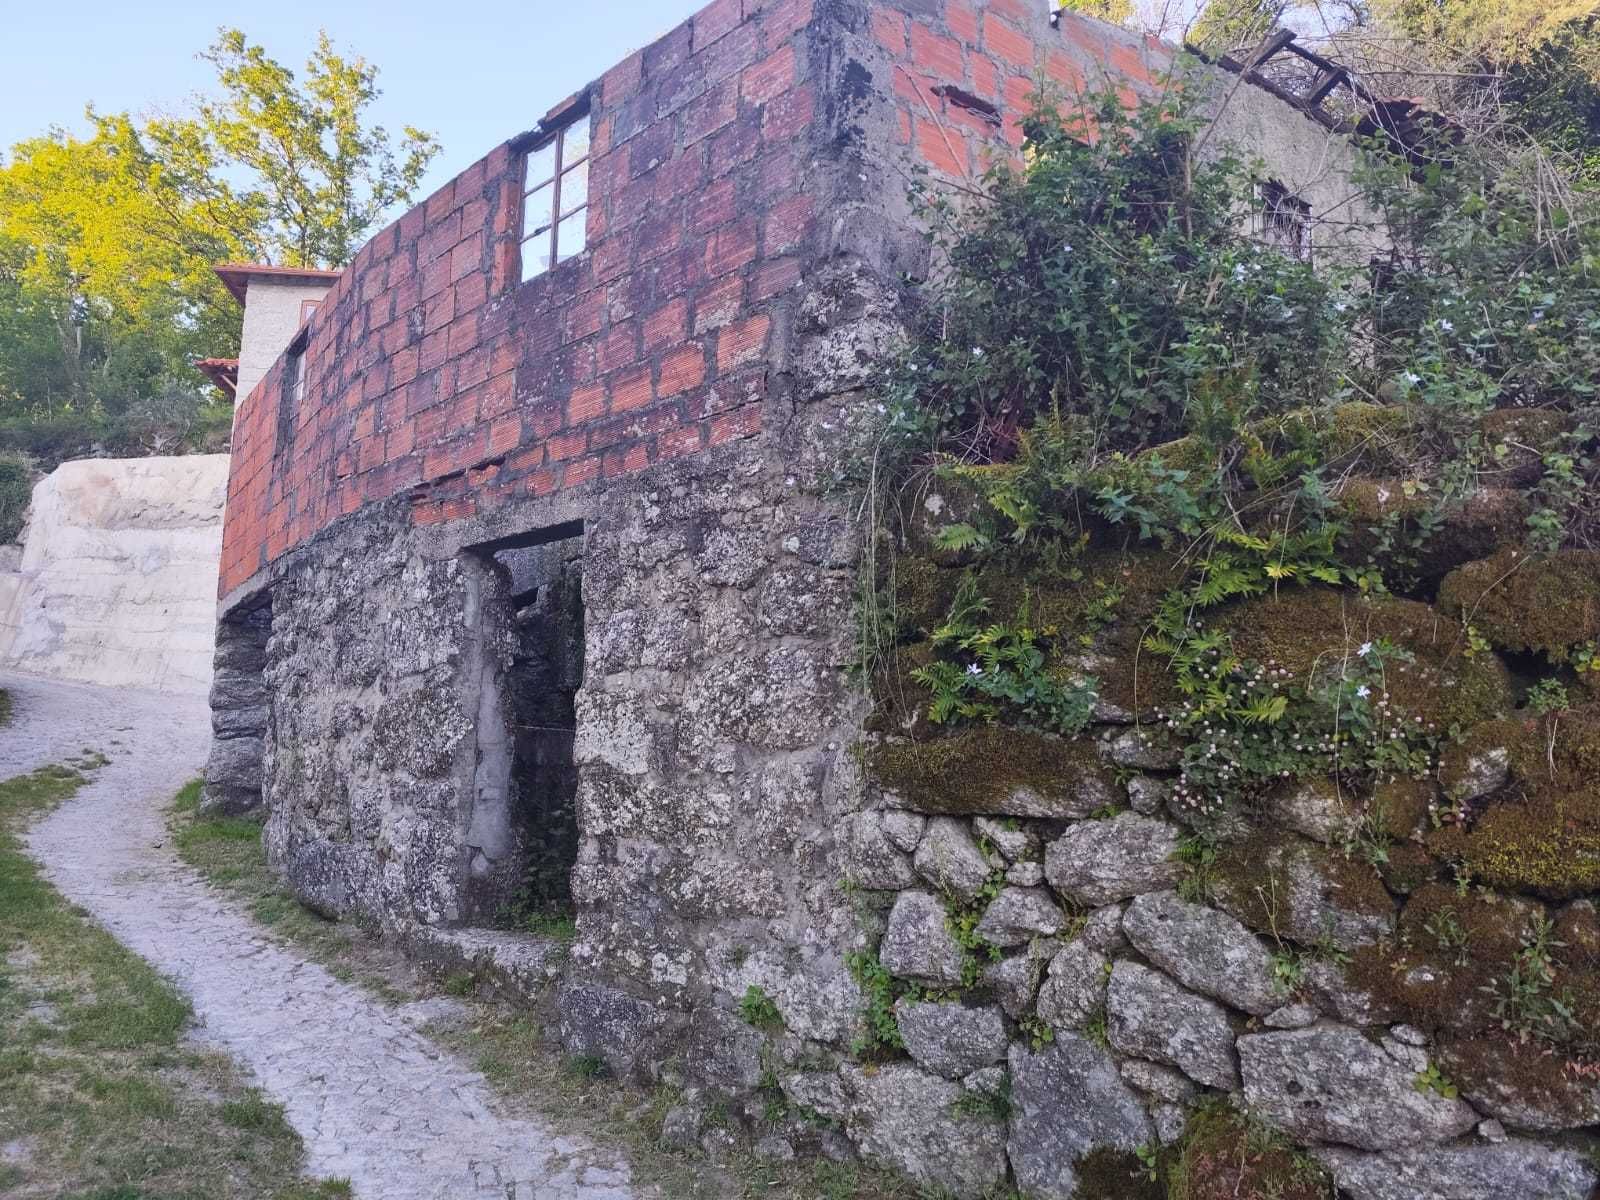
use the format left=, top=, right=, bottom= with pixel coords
left=206, top=1, right=1600, bottom=1197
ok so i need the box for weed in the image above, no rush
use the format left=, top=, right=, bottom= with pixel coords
left=1413, top=1063, right=1459, bottom=1099
left=738, top=984, right=784, bottom=1032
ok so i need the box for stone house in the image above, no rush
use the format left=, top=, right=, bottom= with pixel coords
left=201, top=2, right=1596, bottom=1196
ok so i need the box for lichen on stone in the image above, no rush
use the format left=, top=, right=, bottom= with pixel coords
left=867, top=726, right=1116, bottom=817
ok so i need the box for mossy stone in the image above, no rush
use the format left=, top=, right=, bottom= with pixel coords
left=868, top=726, right=1118, bottom=818
left=1335, top=481, right=1528, bottom=589
left=1217, top=588, right=1513, bottom=734
left=1168, top=1104, right=1330, bottom=1200
left=1437, top=548, right=1600, bottom=660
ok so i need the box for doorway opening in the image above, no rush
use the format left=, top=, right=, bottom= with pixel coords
left=462, top=520, right=585, bottom=934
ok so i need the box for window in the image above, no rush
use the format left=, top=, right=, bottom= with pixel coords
left=1258, top=181, right=1312, bottom=262
left=277, top=333, right=307, bottom=453
left=299, top=298, right=321, bottom=325
left=520, top=119, right=591, bottom=282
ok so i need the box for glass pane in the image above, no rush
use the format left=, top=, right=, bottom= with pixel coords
left=522, top=181, right=553, bottom=238
left=556, top=209, right=587, bottom=264
left=562, top=123, right=591, bottom=165
left=524, top=141, right=557, bottom=188
left=521, top=234, right=552, bottom=282
left=559, top=160, right=589, bottom=217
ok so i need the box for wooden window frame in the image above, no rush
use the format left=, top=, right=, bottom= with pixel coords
left=519, top=115, right=591, bottom=283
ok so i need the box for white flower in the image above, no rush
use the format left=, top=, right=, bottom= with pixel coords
left=1358, top=641, right=1373, bottom=657
left=966, top=663, right=984, bottom=676
left=1403, top=371, right=1421, bottom=385
left=1233, top=264, right=1248, bottom=280
left=1438, top=319, right=1453, bottom=332
left=1355, top=684, right=1371, bottom=699
left=875, top=404, right=887, bottom=414
left=1063, top=243, right=1073, bottom=253
left=1334, top=301, right=1349, bottom=313
left=971, top=346, right=985, bottom=358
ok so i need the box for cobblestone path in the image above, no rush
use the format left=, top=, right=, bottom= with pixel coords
left=0, top=670, right=639, bottom=1200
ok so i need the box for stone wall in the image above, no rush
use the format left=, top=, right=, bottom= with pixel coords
left=0, top=455, right=229, bottom=694
left=200, top=2, right=1600, bottom=1197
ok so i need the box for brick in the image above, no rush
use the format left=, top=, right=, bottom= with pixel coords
left=915, top=115, right=968, bottom=177
left=487, top=414, right=522, bottom=457
left=643, top=299, right=688, bottom=350
left=566, top=292, right=607, bottom=343
left=700, top=19, right=762, bottom=86
left=602, top=51, right=644, bottom=105
left=637, top=210, right=684, bottom=265
left=717, top=314, right=770, bottom=371
left=1109, top=38, right=1147, bottom=83
left=761, top=84, right=814, bottom=142
left=868, top=8, right=905, bottom=54
left=682, top=79, right=739, bottom=145
left=653, top=146, right=707, bottom=204
left=391, top=346, right=419, bottom=388
left=568, top=382, right=607, bottom=424
left=694, top=0, right=743, bottom=49
left=947, top=0, right=979, bottom=45
left=658, top=424, right=704, bottom=460
left=691, top=178, right=738, bottom=234
left=751, top=256, right=800, bottom=302
left=1046, top=49, right=1085, bottom=95
left=424, top=289, right=455, bottom=335
left=610, top=364, right=655, bottom=412
left=658, top=344, right=707, bottom=397
left=564, top=455, right=602, bottom=488
left=763, top=192, right=812, bottom=254
left=454, top=270, right=488, bottom=314
left=481, top=370, right=517, bottom=418
left=386, top=419, right=416, bottom=461
left=709, top=403, right=761, bottom=445
left=755, top=0, right=811, bottom=44
left=704, top=219, right=758, bottom=278
left=909, top=24, right=964, bottom=85
left=449, top=231, right=484, bottom=282
left=547, top=430, right=587, bottom=462
left=447, top=311, right=481, bottom=360
left=419, top=211, right=462, bottom=264
left=709, top=109, right=763, bottom=177
left=694, top=274, right=744, bottom=332
left=742, top=45, right=796, bottom=106
left=988, top=0, right=1034, bottom=25
left=984, top=14, right=1035, bottom=71
left=600, top=323, right=638, bottom=373
left=603, top=441, right=650, bottom=478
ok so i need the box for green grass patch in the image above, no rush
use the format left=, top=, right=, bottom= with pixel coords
left=0, top=761, right=343, bottom=1197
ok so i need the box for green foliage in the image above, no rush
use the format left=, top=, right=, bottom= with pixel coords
left=0, top=452, right=28, bottom=542
left=0, top=28, right=438, bottom=460
left=912, top=574, right=1098, bottom=735
left=1413, top=1062, right=1459, bottom=1099
left=846, top=950, right=906, bottom=1056
left=1482, top=915, right=1579, bottom=1044
left=738, top=985, right=785, bottom=1031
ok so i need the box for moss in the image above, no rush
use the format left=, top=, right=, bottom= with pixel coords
left=1438, top=548, right=1600, bottom=660
left=1342, top=942, right=1499, bottom=1038
left=1444, top=706, right=1600, bottom=899
left=1479, top=407, right=1572, bottom=485
left=1554, top=902, right=1600, bottom=969
left=1336, top=480, right=1528, bottom=590
left=1378, top=842, right=1439, bottom=894
left=1071, top=1147, right=1165, bottom=1200
left=1372, top=776, right=1433, bottom=840
left=1401, top=883, right=1542, bottom=962
left=1137, top=434, right=1212, bottom=474
left=866, top=726, right=1116, bottom=817
left=1438, top=1035, right=1600, bottom=1127
left=1218, top=588, right=1513, bottom=733
left=1168, top=1104, right=1330, bottom=1200
left=890, top=555, right=963, bottom=638
left=1210, top=830, right=1393, bottom=943
left=865, top=641, right=939, bottom=739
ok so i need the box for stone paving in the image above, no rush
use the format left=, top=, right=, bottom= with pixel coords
left=0, top=670, right=640, bottom=1200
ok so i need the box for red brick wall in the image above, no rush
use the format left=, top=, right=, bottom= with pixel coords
left=870, top=0, right=1173, bottom=178
left=217, top=0, right=1176, bottom=600
left=219, top=0, right=820, bottom=598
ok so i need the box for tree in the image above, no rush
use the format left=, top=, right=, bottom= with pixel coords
left=1057, top=0, right=1136, bottom=24
left=0, top=28, right=440, bottom=460
left=1189, top=0, right=1291, bottom=54
left=197, top=29, right=439, bottom=268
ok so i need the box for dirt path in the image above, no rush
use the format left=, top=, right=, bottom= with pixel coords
left=0, top=670, right=640, bottom=1200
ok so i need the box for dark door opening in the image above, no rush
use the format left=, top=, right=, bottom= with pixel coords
left=462, top=522, right=584, bottom=934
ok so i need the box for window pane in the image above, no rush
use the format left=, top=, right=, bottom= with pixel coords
left=523, top=181, right=554, bottom=238
left=521, top=234, right=552, bottom=282
left=559, top=160, right=589, bottom=217
left=563, top=124, right=591, bottom=165
left=525, top=141, right=557, bottom=189
left=556, top=209, right=587, bottom=263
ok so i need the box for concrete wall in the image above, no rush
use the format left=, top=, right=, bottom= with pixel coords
left=0, top=455, right=229, bottom=694
left=237, top=278, right=330, bottom=404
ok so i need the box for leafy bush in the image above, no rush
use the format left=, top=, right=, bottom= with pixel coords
left=0, top=453, right=31, bottom=543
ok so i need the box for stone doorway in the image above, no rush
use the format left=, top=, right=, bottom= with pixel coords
left=462, top=521, right=584, bottom=933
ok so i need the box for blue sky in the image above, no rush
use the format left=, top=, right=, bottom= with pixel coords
left=0, top=1, right=708, bottom=199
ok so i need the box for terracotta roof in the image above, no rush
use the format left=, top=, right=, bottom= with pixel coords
left=215, top=262, right=342, bottom=306
left=195, top=357, right=240, bottom=399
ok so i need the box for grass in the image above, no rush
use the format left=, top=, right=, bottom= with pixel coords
left=168, top=779, right=936, bottom=1200
left=0, top=686, right=12, bottom=727
left=0, top=760, right=351, bottom=1200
